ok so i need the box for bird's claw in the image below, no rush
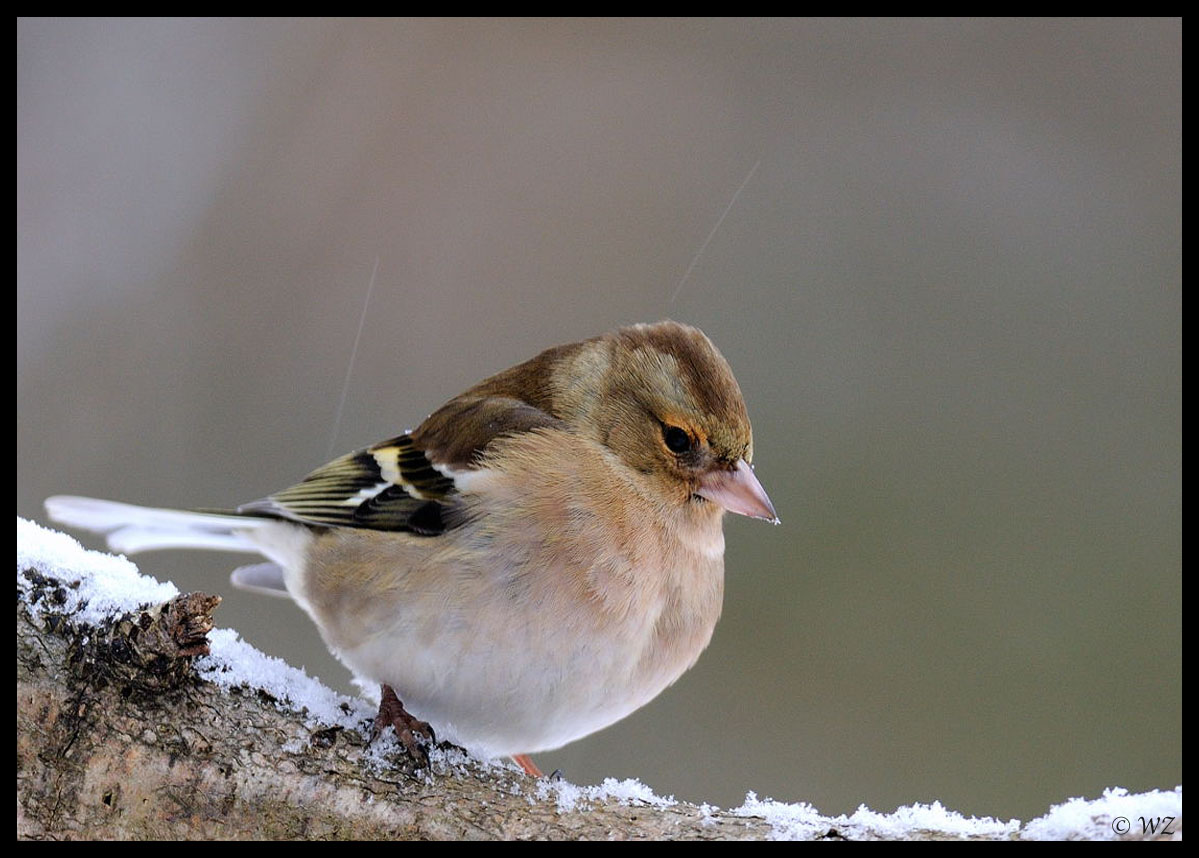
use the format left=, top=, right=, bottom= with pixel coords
left=372, top=684, right=436, bottom=766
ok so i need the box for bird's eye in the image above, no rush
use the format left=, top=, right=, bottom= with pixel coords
left=662, top=425, right=692, bottom=454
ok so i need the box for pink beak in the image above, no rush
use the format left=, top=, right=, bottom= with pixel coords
left=697, top=459, right=779, bottom=524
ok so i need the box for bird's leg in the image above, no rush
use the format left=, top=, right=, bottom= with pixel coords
left=372, top=684, right=436, bottom=766
left=511, top=753, right=544, bottom=777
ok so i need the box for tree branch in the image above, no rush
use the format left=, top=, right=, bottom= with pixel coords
left=15, top=520, right=1180, bottom=840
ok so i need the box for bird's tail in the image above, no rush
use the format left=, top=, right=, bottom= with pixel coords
left=44, top=495, right=270, bottom=556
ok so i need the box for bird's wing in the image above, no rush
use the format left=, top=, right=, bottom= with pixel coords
left=240, top=396, right=564, bottom=535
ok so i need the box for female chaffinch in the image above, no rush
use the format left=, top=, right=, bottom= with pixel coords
left=47, top=321, right=777, bottom=775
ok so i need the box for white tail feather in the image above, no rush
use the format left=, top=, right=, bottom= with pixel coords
left=230, top=562, right=290, bottom=597
left=44, top=495, right=268, bottom=556
left=106, top=526, right=259, bottom=555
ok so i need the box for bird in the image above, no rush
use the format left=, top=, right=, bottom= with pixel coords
left=46, top=320, right=778, bottom=775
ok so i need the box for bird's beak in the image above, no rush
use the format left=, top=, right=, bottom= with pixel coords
left=697, top=459, right=779, bottom=524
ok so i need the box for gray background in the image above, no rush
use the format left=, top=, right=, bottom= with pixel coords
left=18, top=18, right=1179, bottom=821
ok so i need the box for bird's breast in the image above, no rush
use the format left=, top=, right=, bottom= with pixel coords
left=294, top=433, right=731, bottom=755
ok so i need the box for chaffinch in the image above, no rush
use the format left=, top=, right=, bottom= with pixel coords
left=46, top=320, right=777, bottom=775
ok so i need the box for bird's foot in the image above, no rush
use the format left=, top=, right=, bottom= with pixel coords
left=372, top=684, right=436, bottom=767
left=512, top=753, right=544, bottom=777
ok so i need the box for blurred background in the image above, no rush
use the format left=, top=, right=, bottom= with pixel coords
left=18, top=19, right=1179, bottom=821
